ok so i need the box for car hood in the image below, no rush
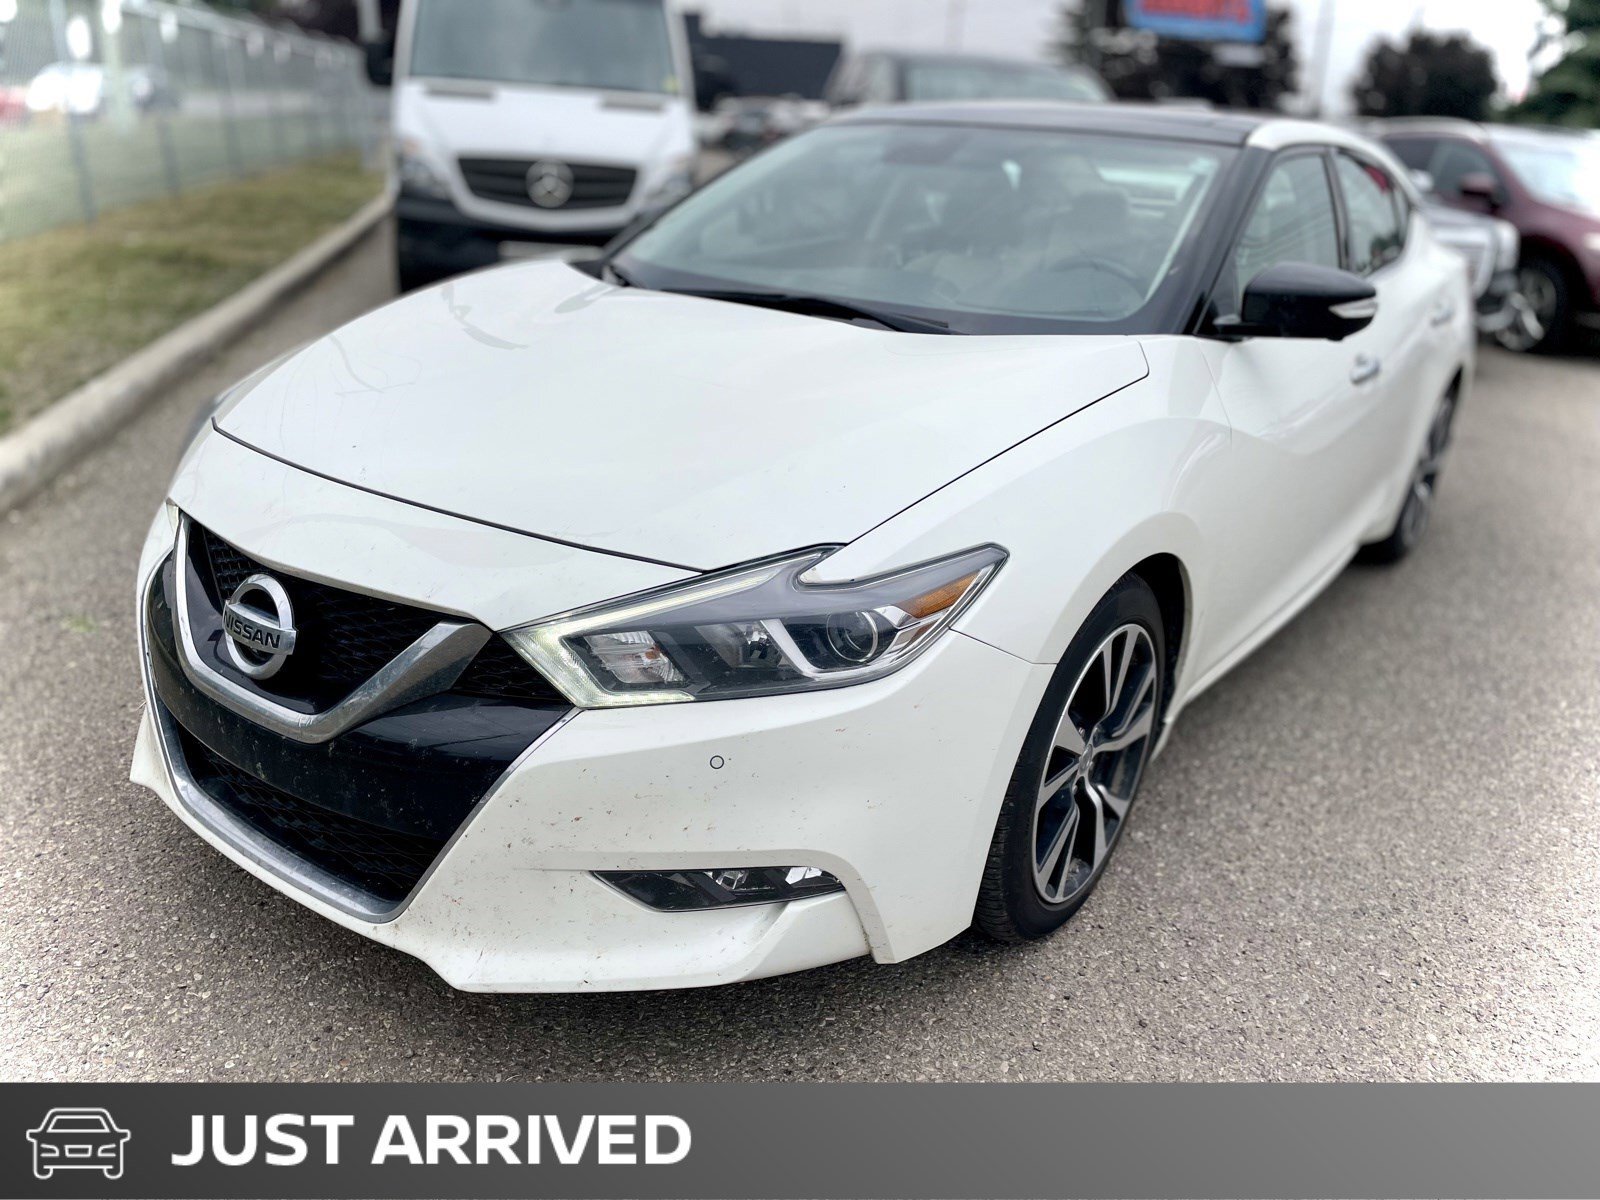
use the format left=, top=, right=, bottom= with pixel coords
left=397, top=78, right=687, bottom=167
left=216, top=263, right=1149, bottom=570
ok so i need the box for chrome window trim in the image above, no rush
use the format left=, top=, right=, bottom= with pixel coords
left=138, top=549, right=579, bottom=924
left=172, top=516, right=491, bottom=745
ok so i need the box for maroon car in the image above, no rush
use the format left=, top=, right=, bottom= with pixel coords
left=1377, top=119, right=1600, bottom=352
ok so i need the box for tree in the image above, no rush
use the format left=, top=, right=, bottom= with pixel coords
left=1512, top=0, right=1600, bottom=126
left=1054, top=1, right=1299, bottom=111
left=206, top=0, right=367, bottom=40
left=1350, top=31, right=1500, bottom=121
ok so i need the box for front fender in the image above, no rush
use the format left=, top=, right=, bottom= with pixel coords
left=817, top=339, right=1228, bottom=711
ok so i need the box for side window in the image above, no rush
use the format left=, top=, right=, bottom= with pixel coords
left=1220, top=154, right=1341, bottom=318
left=1383, top=137, right=1438, bottom=175
left=1335, top=153, right=1405, bottom=275
left=863, top=57, right=899, bottom=104
left=1426, top=141, right=1500, bottom=200
left=826, top=59, right=863, bottom=106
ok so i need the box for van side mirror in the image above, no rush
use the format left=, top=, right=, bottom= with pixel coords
left=363, top=38, right=394, bottom=89
left=1214, top=263, right=1378, bottom=342
left=1457, top=172, right=1505, bottom=209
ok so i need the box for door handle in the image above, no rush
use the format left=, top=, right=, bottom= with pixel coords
left=1430, top=301, right=1457, bottom=327
left=1350, top=355, right=1383, bottom=386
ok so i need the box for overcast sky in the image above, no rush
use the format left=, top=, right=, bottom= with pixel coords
left=689, top=0, right=1551, bottom=112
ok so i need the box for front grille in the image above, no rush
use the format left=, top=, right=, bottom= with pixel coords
left=458, top=156, right=637, bottom=211
left=175, top=724, right=444, bottom=905
left=194, top=524, right=564, bottom=705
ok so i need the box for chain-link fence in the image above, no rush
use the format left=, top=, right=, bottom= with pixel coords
left=0, top=0, right=379, bottom=243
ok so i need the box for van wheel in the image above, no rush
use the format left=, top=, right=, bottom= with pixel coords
left=975, top=575, right=1165, bottom=942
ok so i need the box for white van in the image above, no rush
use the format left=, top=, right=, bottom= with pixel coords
left=370, top=0, right=698, bottom=290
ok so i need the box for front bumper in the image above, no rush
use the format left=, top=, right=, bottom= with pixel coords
left=131, top=455, right=1045, bottom=991
left=396, top=193, right=624, bottom=285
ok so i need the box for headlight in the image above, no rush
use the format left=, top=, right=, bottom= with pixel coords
left=505, top=544, right=1006, bottom=707
left=396, top=137, right=451, bottom=200
left=642, top=154, right=696, bottom=207
left=1584, top=231, right=1600, bottom=257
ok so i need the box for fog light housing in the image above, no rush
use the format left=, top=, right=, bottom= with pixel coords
left=597, top=866, right=844, bottom=911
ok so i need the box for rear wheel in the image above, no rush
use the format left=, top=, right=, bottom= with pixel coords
left=1361, top=387, right=1457, bottom=565
left=975, top=575, right=1165, bottom=943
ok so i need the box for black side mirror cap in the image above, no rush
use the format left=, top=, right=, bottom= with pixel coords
left=1214, top=262, right=1378, bottom=342
left=1456, top=172, right=1506, bottom=209
left=363, top=40, right=394, bottom=89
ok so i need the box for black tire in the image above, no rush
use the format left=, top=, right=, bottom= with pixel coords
left=395, top=253, right=438, bottom=295
left=1360, top=385, right=1458, bottom=565
left=974, top=574, right=1166, bottom=943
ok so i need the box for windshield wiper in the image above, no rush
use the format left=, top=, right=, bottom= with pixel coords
left=603, top=260, right=639, bottom=288
left=665, top=287, right=955, bottom=335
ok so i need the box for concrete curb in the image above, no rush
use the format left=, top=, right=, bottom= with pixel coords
left=0, top=192, right=393, bottom=516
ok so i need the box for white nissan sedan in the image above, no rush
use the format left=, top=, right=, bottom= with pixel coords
left=133, top=106, right=1473, bottom=991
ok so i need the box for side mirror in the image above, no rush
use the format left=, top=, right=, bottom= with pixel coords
left=1216, top=263, right=1378, bottom=342
left=1409, top=168, right=1436, bottom=195
left=363, top=39, right=394, bottom=89
left=1456, top=172, right=1505, bottom=209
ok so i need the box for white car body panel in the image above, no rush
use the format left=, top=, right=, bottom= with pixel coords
left=168, top=432, right=691, bottom=629
left=216, top=261, right=1150, bottom=571
left=133, top=113, right=1477, bottom=991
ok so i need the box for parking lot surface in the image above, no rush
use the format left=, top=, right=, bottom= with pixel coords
left=1, top=227, right=1596, bottom=1082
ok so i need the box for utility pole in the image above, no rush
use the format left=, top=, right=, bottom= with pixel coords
left=1309, top=0, right=1337, bottom=117
left=1085, top=0, right=1114, bottom=71
left=946, top=0, right=966, bottom=51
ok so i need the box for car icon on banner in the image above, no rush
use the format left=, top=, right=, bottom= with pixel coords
left=26, top=1107, right=130, bottom=1180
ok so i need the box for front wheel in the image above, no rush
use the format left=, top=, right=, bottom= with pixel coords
left=1495, top=258, right=1570, bottom=353
left=974, top=575, right=1166, bottom=943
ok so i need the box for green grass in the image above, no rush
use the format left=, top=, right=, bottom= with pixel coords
left=0, top=152, right=379, bottom=436
left=1, top=109, right=364, bottom=241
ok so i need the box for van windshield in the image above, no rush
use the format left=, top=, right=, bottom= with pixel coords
left=410, top=0, right=677, bottom=96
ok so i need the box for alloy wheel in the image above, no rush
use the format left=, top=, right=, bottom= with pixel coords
left=1397, top=392, right=1456, bottom=550
left=1495, top=267, right=1558, bottom=352
left=1032, top=623, right=1158, bottom=906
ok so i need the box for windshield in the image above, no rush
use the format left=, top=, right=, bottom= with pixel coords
left=409, top=0, right=677, bottom=96
left=48, top=1116, right=109, bottom=1132
left=1493, top=134, right=1600, bottom=217
left=616, top=122, right=1230, bottom=334
left=905, top=61, right=1110, bottom=103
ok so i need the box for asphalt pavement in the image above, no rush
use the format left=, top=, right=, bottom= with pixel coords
left=1, top=227, right=1597, bottom=1082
